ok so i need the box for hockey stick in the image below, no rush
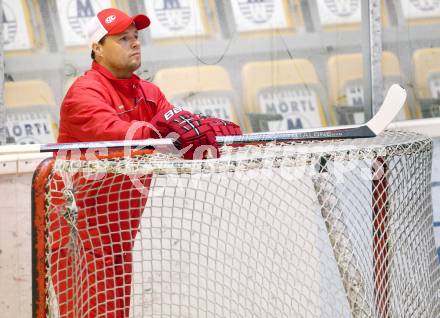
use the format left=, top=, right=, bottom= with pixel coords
left=218, top=84, right=406, bottom=144
left=0, top=84, right=406, bottom=155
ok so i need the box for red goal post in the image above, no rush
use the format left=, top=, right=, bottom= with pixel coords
left=32, top=131, right=440, bottom=317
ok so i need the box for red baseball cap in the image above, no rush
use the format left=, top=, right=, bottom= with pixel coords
left=86, top=8, right=150, bottom=49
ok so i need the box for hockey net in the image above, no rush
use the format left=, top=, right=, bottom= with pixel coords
left=32, top=130, right=440, bottom=318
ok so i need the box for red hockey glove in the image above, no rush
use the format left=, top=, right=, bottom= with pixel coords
left=149, top=107, right=219, bottom=159
left=201, top=117, right=242, bottom=136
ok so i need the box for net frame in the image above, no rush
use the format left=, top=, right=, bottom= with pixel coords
left=32, top=130, right=440, bottom=318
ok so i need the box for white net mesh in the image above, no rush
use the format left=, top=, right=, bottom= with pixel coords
left=34, top=130, right=440, bottom=318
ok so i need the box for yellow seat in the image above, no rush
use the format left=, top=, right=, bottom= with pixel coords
left=327, top=52, right=413, bottom=125
left=5, top=80, right=56, bottom=107
left=242, top=59, right=328, bottom=132
left=4, top=80, right=58, bottom=144
left=413, top=48, right=440, bottom=118
left=154, top=65, right=241, bottom=124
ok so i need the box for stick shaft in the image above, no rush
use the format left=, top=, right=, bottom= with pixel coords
left=217, top=125, right=374, bottom=144
left=0, top=125, right=373, bottom=155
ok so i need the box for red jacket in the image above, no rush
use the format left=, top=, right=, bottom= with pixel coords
left=58, top=61, right=173, bottom=143
left=54, top=61, right=169, bottom=317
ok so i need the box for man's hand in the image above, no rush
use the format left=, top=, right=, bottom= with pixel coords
left=150, top=107, right=219, bottom=159
left=201, top=117, right=242, bottom=136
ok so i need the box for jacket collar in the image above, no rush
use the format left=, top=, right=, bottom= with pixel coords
left=91, top=61, right=141, bottom=94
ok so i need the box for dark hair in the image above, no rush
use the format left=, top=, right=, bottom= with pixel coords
left=90, top=36, right=107, bottom=60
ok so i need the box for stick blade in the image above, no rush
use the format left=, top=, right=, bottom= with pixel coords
left=366, top=84, right=407, bottom=135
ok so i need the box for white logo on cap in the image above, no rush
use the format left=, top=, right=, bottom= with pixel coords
left=105, top=15, right=116, bottom=24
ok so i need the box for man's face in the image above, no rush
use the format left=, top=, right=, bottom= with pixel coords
left=96, top=25, right=141, bottom=78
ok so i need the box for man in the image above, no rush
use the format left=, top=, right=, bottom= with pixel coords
left=58, top=8, right=240, bottom=157
left=52, top=7, right=241, bottom=317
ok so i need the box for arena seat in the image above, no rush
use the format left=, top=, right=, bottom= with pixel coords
left=412, top=48, right=440, bottom=118
left=315, top=0, right=388, bottom=31
left=3, top=0, right=37, bottom=54
left=398, top=0, right=440, bottom=25
left=143, top=0, right=217, bottom=41
left=4, top=80, right=58, bottom=144
left=154, top=65, right=241, bottom=124
left=227, top=0, right=302, bottom=35
left=327, top=52, right=413, bottom=125
left=55, top=0, right=119, bottom=48
left=242, top=59, right=328, bottom=132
